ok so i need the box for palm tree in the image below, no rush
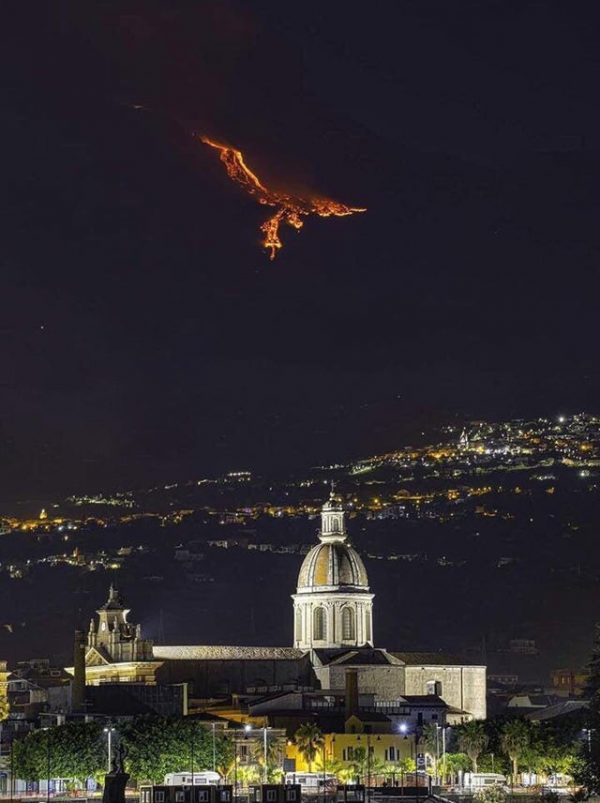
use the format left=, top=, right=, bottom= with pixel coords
left=294, top=724, right=324, bottom=772
left=444, top=753, right=471, bottom=785
left=314, top=754, right=344, bottom=780
left=457, top=721, right=489, bottom=773
left=501, top=720, right=530, bottom=782
left=422, top=724, right=441, bottom=779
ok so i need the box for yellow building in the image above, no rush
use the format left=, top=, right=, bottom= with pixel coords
left=286, top=730, right=413, bottom=773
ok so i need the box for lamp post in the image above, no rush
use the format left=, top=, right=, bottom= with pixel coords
left=45, top=728, right=51, bottom=803
left=263, top=726, right=269, bottom=784
left=10, top=738, right=14, bottom=803
left=103, top=725, right=116, bottom=774
left=190, top=722, right=196, bottom=787
left=435, top=726, right=440, bottom=787
left=366, top=731, right=372, bottom=803
left=414, top=727, right=422, bottom=801
left=234, top=723, right=251, bottom=799
left=212, top=723, right=217, bottom=774
left=398, top=723, right=408, bottom=797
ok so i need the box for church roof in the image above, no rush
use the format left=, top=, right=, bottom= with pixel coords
left=153, top=645, right=305, bottom=661
left=297, top=541, right=369, bottom=590
left=313, top=648, right=399, bottom=666
left=391, top=651, right=484, bottom=666
left=296, top=490, right=370, bottom=593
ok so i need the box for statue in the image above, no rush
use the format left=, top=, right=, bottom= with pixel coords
left=102, top=744, right=129, bottom=803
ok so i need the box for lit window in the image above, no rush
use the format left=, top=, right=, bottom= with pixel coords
left=313, top=607, right=327, bottom=641
left=342, top=608, right=355, bottom=640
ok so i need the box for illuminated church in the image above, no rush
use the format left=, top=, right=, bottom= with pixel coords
left=73, top=492, right=486, bottom=720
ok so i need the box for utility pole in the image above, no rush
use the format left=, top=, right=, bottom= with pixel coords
left=263, top=727, right=268, bottom=784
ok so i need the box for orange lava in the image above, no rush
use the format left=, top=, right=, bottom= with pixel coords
left=201, top=136, right=366, bottom=259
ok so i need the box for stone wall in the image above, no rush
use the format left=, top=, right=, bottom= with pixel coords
left=404, top=664, right=486, bottom=720
left=315, top=663, right=406, bottom=700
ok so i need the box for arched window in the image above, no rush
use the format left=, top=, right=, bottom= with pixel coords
left=342, top=607, right=355, bottom=641
left=313, top=607, right=327, bottom=641
left=295, top=608, right=303, bottom=641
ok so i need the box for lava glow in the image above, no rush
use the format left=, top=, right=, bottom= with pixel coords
left=200, top=136, right=366, bottom=259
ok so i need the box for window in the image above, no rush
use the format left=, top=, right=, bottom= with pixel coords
left=155, top=793, right=165, bottom=803
left=365, top=614, right=371, bottom=642
left=221, top=793, right=231, bottom=802
left=266, top=791, right=277, bottom=802
left=198, top=792, right=209, bottom=802
left=426, top=680, right=442, bottom=696
left=295, top=608, right=302, bottom=641
left=176, top=793, right=185, bottom=802
left=313, top=607, right=327, bottom=641
left=342, top=607, right=355, bottom=641
left=287, top=791, right=297, bottom=801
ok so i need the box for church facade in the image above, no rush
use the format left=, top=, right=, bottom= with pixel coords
left=71, top=492, right=486, bottom=720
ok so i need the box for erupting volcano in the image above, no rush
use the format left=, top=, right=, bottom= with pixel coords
left=200, top=136, right=366, bottom=259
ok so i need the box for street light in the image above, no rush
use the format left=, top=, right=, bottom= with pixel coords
left=262, top=726, right=271, bottom=784
left=234, top=724, right=252, bottom=800
left=103, top=725, right=116, bottom=774
left=212, top=723, right=217, bottom=774
left=435, top=726, right=440, bottom=786
left=41, top=727, right=51, bottom=803
left=395, top=724, right=409, bottom=796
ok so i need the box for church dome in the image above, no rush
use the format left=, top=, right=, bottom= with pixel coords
left=297, top=540, right=369, bottom=590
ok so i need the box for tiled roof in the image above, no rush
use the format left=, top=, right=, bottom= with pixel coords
left=391, top=652, right=484, bottom=666
left=314, top=648, right=397, bottom=666
left=153, top=646, right=305, bottom=661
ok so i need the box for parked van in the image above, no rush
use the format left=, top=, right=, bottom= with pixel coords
left=463, top=773, right=507, bottom=790
left=165, top=773, right=222, bottom=786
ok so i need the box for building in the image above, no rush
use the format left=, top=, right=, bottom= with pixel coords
left=68, top=491, right=486, bottom=720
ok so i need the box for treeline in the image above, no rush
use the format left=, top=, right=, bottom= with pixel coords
left=13, top=716, right=233, bottom=785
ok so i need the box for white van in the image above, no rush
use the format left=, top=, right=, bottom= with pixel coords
left=165, top=772, right=222, bottom=786
left=463, top=773, right=507, bottom=790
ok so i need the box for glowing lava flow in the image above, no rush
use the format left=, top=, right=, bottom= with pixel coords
left=200, top=136, right=366, bottom=259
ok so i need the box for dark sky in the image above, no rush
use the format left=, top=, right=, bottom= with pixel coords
left=2, top=0, right=600, bottom=500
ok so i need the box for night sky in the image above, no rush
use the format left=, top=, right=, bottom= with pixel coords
left=3, top=1, right=600, bottom=500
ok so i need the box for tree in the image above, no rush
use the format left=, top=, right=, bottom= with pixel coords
left=501, top=719, right=531, bottom=781
left=314, top=755, right=345, bottom=780
left=585, top=624, right=600, bottom=701
left=13, top=722, right=105, bottom=784
left=294, top=724, right=324, bottom=772
left=382, top=757, right=415, bottom=784
left=120, top=716, right=233, bottom=784
left=442, top=753, right=471, bottom=785
left=457, top=721, right=489, bottom=773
